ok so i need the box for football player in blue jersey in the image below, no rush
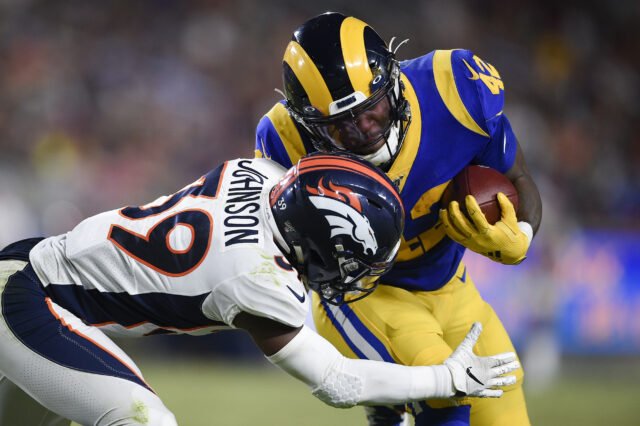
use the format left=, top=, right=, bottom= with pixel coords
left=255, top=12, right=542, bottom=426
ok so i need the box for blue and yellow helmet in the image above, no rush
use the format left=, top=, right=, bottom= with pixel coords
left=282, top=12, right=410, bottom=168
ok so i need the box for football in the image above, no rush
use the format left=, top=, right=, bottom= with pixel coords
left=441, top=165, right=518, bottom=225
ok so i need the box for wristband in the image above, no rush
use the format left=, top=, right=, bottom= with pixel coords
left=517, top=221, right=533, bottom=244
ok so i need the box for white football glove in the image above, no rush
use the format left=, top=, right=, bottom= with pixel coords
left=443, top=322, right=520, bottom=398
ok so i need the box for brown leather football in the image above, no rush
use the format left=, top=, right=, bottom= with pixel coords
left=441, top=165, right=518, bottom=225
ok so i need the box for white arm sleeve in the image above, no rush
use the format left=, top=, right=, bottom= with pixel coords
left=266, top=325, right=454, bottom=408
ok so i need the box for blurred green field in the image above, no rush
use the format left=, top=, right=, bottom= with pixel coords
left=119, top=356, right=639, bottom=426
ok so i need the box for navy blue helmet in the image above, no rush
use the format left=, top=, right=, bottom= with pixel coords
left=269, top=152, right=404, bottom=305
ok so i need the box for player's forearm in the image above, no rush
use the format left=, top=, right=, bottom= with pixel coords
left=506, top=143, right=542, bottom=236
left=335, top=357, right=454, bottom=405
left=513, top=175, right=542, bottom=236
left=266, top=325, right=453, bottom=407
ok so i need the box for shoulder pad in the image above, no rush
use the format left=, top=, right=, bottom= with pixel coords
left=255, top=101, right=309, bottom=168
left=451, top=49, right=505, bottom=123
left=432, top=49, right=506, bottom=137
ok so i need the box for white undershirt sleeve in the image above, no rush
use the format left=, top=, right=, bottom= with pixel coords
left=266, top=325, right=454, bottom=408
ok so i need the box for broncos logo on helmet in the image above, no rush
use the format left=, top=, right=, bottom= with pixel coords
left=306, top=178, right=378, bottom=256
left=269, top=152, right=404, bottom=305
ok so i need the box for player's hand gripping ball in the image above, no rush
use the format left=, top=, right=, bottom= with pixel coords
left=441, top=165, right=518, bottom=225
left=440, top=165, right=529, bottom=264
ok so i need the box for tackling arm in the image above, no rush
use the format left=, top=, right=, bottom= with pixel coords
left=234, top=313, right=519, bottom=408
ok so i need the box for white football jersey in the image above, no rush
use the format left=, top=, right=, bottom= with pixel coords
left=29, top=158, right=308, bottom=337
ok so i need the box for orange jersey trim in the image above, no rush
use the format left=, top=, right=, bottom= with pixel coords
left=45, top=298, right=155, bottom=394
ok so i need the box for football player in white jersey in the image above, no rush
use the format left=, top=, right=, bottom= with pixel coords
left=0, top=153, right=519, bottom=426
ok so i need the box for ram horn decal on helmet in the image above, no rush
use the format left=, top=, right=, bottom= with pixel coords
left=281, top=12, right=411, bottom=170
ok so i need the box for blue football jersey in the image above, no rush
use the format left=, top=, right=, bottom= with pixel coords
left=256, top=49, right=517, bottom=290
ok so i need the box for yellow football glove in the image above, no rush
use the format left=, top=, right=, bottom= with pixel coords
left=439, top=193, right=531, bottom=265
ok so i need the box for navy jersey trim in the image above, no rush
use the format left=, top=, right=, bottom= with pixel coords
left=42, top=283, right=225, bottom=331
left=0, top=238, right=44, bottom=262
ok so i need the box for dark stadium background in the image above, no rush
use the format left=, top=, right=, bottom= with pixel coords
left=1, top=1, right=638, bottom=424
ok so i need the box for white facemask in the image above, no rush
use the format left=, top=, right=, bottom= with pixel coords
left=359, top=123, right=400, bottom=166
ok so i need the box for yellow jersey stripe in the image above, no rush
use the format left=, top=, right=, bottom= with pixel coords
left=433, top=50, right=489, bottom=137
left=265, top=103, right=307, bottom=165
left=388, top=74, right=421, bottom=193
left=340, top=17, right=372, bottom=96
left=409, top=180, right=450, bottom=220
left=283, top=41, right=333, bottom=115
